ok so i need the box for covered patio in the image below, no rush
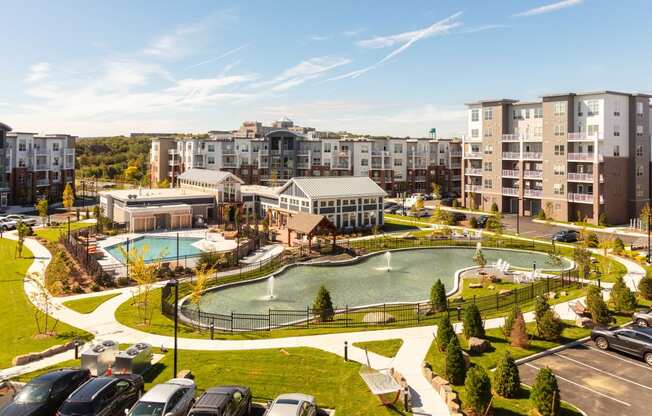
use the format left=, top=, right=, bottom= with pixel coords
left=285, top=212, right=337, bottom=251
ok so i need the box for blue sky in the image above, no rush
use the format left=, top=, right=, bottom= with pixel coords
left=1, top=0, right=651, bottom=137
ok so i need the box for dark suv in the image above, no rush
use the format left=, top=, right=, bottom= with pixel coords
left=591, top=326, right=652, bottom=366
left=187, top=386, right=251, bottom=416
left=0, top=368, right=90, bottom=416
left=552, top=230, right=579, bottom=243
left=57, top=375, right=144, bottom=416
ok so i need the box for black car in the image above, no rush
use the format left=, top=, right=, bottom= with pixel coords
left=552, top=230, right=579, bottom=243
left=591, top=326, right=652, bottom=366
left=475, top=215, right=490, bottom=228
left=187, top=386, right=251, bottom=416
left=384, top=205, right=400, bottom=214
left=0, top=368, right=90, bottom=416
left=451, top=212, right=467, bottom=223
left=440, top=198, right=454, bottom=207
left=57, top=375, right=144, bottom=416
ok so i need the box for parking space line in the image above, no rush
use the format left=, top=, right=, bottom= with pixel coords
left=552, top=352, right=652, bottom=391
left=524, top=363, right=631, bottom=407
left=584, top=345, right=652, bottom=371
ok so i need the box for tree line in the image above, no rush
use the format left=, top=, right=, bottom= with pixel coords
left=75, top=136, right=152, bottom=183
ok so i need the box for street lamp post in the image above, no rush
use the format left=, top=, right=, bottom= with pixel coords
left=516, top=197, right=520, bottom=235
left=165, top=279, right=179, bottom=376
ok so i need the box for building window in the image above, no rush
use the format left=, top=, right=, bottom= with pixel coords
left=18, top=141, right=26, bottom=151
left=524, top=109, right=530, bottom=119
left=613, top=145, right=620, bottom=157
left=553, top=184, right=565, bottom=195
left=483, top=162, right=492, bottom=172
left=471, top=129, right=479, bottom=139
left=637, top=166, right=644, bottom=177
left=637, top=102, right=644, bottom=115
left=53, top=143, right=60, bottom=151
left=614, top=101, right=621, bottom=116
left=394, top=159, right=402, bottom=166
left=483, top=179, right=492, bottom=189
left=588, top=124, right=600, bottom=136
left=323, top=143, right=331, bottom=152
left=52, top=157, right=59, bottom=166
left=361, top=159, right=368, bottom=166
left=471, top=109, right=479, bottom=122
left=587, top=100, right=599, bottom=116
left=613, top=125, right=620, bottom=137
left=637, top=125, right=644, bottom=136
left=554, top=145, right=565, bottom=156
left=484, top=144, right=493, bottom=154
left=361, top=146, right=369, bottom=153
left=483, top=108, right=493, bottom=120
left=483, top=128, right=493, bottom=137
left=207, top=144, right=215, bottom=152
left=553, top=165, right=565, bottom=175
left=207, top=156, right=215, bottom=164
left=394, top=144, right=402, bottom=153
left=534, top=107, right=543, bottom=118
left=637, top=145, right=644, bottom=157
left=554, top=125, right=564, bottom=136
left=534, top=127, right=543, bottom=137
left=554, top=102, right=566, bottom=116
left=577, top=101, right=583, bottom=116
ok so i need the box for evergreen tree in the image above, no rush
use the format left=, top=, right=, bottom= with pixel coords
left=463, top=304, right=485, bottom=339
left=531, top=367, right=560, bottom=416
left=313, top=286, right=334, bottom=322
left=445, top=338, right=467, bottom=385
left=538, top=310, right=564, bottom=341
left=436, top=314, right=455, bottom=351
left=535, top=295, right=551, bottom=336
left=502, top=306, right=520, bottom=338
left=610, top=277, right=637, bottom=313
left=639, top=276, right=652, bottom=300
left=430, top=279, right=447, bottom=312
left=490, top=202, right=499, bottom=213
left=62, top=183, right=74, bottom=210
left=590, top=296, right=612, bottom=326
left=586, top=285, right=602, bottom=312
left=464, top=366, right=492, bottom=415
left=494, top=351, right=520, bottom=398
left=510, top=309, right=529, bottom=348
left=612, top=237, right=625, bottom=255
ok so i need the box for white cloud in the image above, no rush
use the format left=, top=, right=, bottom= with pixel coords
left=310, top=35, right=330, bottom=41
left=513, top=0, right=583, bottom=17
left=253, top=56, right=351, bottom=92
left=143, top=23, right=204, bottom=58
left=329, top=12, right=463, bottom=81
left=185, top=44, right=249, bottom=70
left=25, top=62, right=51, bottom=83
left=342, top=28, right=364, bottom=37
left=463, top=24, right=505, bottom=34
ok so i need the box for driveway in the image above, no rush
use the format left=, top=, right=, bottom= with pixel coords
left=519, top=340, right=652, bottom=416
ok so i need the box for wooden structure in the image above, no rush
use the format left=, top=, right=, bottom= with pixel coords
left=285, top=212, right=337, bottom=250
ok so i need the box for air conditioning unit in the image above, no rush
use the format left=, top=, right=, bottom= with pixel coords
left=80, top=340, right=118, bottom=376
left=112, top=343, right=153, bottom=375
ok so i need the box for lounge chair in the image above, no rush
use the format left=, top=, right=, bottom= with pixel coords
left=570, top=299, right=589, bottom=317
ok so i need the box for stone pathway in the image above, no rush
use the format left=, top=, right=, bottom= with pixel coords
left=1, top=232, right=647, bottom=416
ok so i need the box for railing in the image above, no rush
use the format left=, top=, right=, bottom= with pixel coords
left=567, top=193, right=594, bottom=203
left=36, top=179, right=49, bottom=186
left=502, top=134, right=521, bottom=141
left=465, top=152, right=482, bottom=159
left=465, top=184, right=482, bottom=192
left=450, top=162, right=462, bottom=168
left=523, top=170, right=543, bottom=179
left=567, top=173, right=594, bottom=182
left=502, top=169, right=519, bottom=177
left=568, top=153, right=595, bottom=161
left=524, top=189, right=543, bottom=198
left=522, top=152, right=542, bottom=160
left=502, top=187, right=519, bottom=196
left=465, top=168, right=483, bottom=175
left=502, top=152, right=520, bottom=159
left=568, top=132, right=603, bottom=141
left=451, top=175, right=461, bottom=181
left=450, top=151, right=463, bottom=157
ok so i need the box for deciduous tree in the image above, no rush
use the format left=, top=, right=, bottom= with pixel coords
left=62, top=183, right=74, bottom=210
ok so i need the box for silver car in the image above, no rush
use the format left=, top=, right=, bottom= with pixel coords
left=4, top=214, right=38, bottom=226
left=264, top=393, right=317, bottom=416
left=127, top=378, right=196, bottom=416
left=634, top=308, right=652, bottom=327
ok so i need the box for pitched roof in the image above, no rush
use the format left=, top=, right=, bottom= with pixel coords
left=282, top=176, right=387, bottom=199
left=0, top=122, right=11, bottom=132
left=286, top=212, right=335, bottom=235
left=178, top=169, right=244, bottom=185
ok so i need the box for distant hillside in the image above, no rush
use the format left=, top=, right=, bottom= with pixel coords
left=76, top=136, right=152, bottom=183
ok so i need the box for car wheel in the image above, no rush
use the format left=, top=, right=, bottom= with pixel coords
left=645, top=353, right=652, bottom=367
left=636, top=319, right=649, bottom=327
left=595, top=336, right=609, bottom=350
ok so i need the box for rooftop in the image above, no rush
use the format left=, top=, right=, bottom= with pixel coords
left=282, top=176, right=387, bottom=198
left=100, top=187, right=211, bottom=202
left=178, top=169, right=244, bottom=186
left=241, top=184, right=282, bottom=198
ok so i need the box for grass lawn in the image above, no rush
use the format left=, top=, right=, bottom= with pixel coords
left=62, top=293, right=120, bottom=314
left=353, top=339, right=404, bottom=358
left=35, top=221, right=94, bottom=243
left=425, top=321, right=588, bottom=415
left=0, top=238, right=91, bottom=368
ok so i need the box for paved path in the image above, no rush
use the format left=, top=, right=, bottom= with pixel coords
left=1, top=232, right=647, bottom=415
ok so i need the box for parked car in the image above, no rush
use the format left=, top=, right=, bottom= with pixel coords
left=407, top=209, right=429, bottom=218
left=264, top=393, right=317, bottom=416
left=0, top=217, right=17, bottom=230
left=0, top=368, right=90, bottom=416
left=58, top=375, right=144, bottom=416
left=552, top=230, right=579, bottom=243
left=127, top=379, right=195, bottom=416
left=187, top=386, right=251, bottom=416
left=475, top=215, right=490, bottom=228
left=634, top=308, right=652, bottom=327
left=440, top=198, right=454, bottom=207
left=591, top=326, right=652, bottom=366
left=4, top=214, right=38, bottom=226
left=384, top=205, right=400, bottom=214
left=451, top=212, right=467, bottom=223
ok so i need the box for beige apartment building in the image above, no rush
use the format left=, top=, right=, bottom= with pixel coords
left=463, top=91, right=652, bottom=225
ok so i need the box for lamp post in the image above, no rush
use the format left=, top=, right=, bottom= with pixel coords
left=125, top=238, right=130, bottom=279
left=176, top=232, right=180, bottom=268
left=166, top=279, right=179, bottom=376
left=515, top=197, right=520, bottom=235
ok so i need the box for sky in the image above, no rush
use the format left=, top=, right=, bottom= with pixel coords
left=1, top=0, right=652, bottom=138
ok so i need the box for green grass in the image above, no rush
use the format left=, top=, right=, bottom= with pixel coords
left=0, top=238, right=91, bottom=368
left=34, top=221, right=94, bottom=242
left=425, top=321, right=588, bottom=415
left=62, top=293, right=120, bottom=314
left=353, top=339, right=404, bottom=358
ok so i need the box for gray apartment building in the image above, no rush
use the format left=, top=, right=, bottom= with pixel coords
left=463, top=91, right=652, bottom=225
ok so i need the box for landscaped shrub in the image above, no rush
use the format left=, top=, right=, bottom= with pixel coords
left=430, top=279, right=447, bottom=312
left=638, top=276, right=652, bottom=300
left=586, top=285, right=602, bottom=312
left=313, top=285, right=334, bottom=322
left=445, top=338, right=467, bottom=385
left=510, top=309, right=529, bottom=348
left=464, top=365, right=492, bottom=415
left=535, top=295, right=551, bottom=336
left=436, top=314, right=455, bottom=351
left=463, top=304, right=485, bottom=339
left=613, top=238, right=625, bottom=254
left=490, top=202, right=499, bottom=213
left=536, top=209, right=547, bottom=220
left=468, top=216, right=478, bottom=228
left=538, top=310, right=564, bottom=341
left=531, top=367, right=561, bottom=416
left=502, top=306, right=520, bottom=338
left=610, top=276, right=637, bottom=313
left=452, top=199, right=459, bottom=208
left=587, top=288, right=612, bottom=326
left=585, top=231, right=600, bottom=248
left=473, top=248, right=487, bottom=268
left=494, top=351, right=520, bottom=398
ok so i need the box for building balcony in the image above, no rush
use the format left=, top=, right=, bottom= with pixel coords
left=523, top=170, right=543, bottom=179
left=371, top=151, right=390, bottom=157
left=502, top=187, right=519, bottom=196
left=502, top=152, right=521, bottom=160
left=64, top=149, right=75, bottom=156
left=465, top=168, right=483, bottom=176
left=450, top=162, right=461, bottom=168
left=567, top=172, right=594, bottom=182
left=465, top=151, right=483, bottom=159
left=451, top=175, right=461, bottom=181
left=35, top=163, right=49, bottom=171
left=502, top=134, right=521, bottom=141
left=36, top=178, right=49, bottom=187
left=465, top=184, right=482, bottom=193
left=524, top=189, right=543, bottom=198
left=450, top=151, right=463, bottom=157
left=522, top=152, right=542, bottom=160
left=567, top=153, right=596, bottom=162
left=568, top=132, right=603, bottom=141
left=502, top=169, right=519, bottom=178
left=568, top=193, right=603, bottom=204
left=168, top=149, right=180, bottom=155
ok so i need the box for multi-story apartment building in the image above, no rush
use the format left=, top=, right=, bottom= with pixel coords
left=463, top=91, right=652, bottom=225
left=150, top=119, right=462, bottom=196
left=0, top=122, right=11, bottom=208
left=2, top=131, right=76, bottom=205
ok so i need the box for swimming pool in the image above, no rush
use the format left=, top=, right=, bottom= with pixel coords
left=106, top=236, right=203, bottom=264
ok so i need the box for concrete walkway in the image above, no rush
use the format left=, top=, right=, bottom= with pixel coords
left=1, top=231, right=647, bottom=415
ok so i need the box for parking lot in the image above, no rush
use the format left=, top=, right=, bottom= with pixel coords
left=519, top=340, right=652, bottom=416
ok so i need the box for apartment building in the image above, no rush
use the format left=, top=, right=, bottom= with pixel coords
left=150, top=119, right=461, bottom=196
left=3, top=131, right=76, bottom=205
left=0, top=123, right=11, bottom=208
left=463, top=91, right=652, bottom=225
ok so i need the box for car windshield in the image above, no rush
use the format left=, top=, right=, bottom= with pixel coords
left=129, top=401, right=166, bottom=416
left=14, top=382, right=51, bottom=403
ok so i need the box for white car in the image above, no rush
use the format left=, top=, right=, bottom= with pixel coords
left=4, top=214, right=38, bottom=226
left=0, top=217, right=17, bottom=230
left=127, top=378, right=196, bottom=416
left=264, top=393, right=317, bottom=416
